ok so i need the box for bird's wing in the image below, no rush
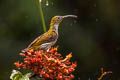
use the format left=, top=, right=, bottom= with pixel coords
left=27, top=31, right=57, bottom=48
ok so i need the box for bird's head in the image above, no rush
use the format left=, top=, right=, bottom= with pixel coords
left=50, top=15, right=77, bottom=27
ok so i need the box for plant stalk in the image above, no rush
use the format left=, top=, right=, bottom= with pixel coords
left=38, top=0, right=47, bottom=32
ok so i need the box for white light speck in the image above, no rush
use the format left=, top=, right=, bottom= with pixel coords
left=46, top=1, right=49, bottom=6
left=94, top=4, right=97, bottom=7
left=70, top=23, right=73, bottom=26
left=74, top=20, right=77, bottom=23
left=96, top=18, right=99, bottom=22
left=39, top=0, right=42, bottom=2
left=78, top=77, right=80, bottom=80
left=88, top=77, right=91, bottom=80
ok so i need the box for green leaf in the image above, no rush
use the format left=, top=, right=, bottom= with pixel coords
left=19, top=73, right=32, bottom=80
left=10, top=70, right=32, bottom=80
left=10, top=70, right=23, bottom=80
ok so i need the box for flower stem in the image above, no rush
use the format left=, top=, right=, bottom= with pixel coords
left=38, top=0, right=47, bottom=32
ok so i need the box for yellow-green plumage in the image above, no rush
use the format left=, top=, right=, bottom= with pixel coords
left=27, top=30, right=57, bottom=50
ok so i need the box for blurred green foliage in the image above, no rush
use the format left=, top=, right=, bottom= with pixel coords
left=0, top=0, right=120, bottom=80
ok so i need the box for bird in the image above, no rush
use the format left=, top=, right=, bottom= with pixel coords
left=22, top=15, right=77, bottom=52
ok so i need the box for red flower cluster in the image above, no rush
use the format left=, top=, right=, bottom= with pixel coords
left=14, top=47, right=77, bottom=80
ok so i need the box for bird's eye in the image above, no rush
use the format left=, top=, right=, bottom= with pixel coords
left=57, top=17, right=60, bottom=19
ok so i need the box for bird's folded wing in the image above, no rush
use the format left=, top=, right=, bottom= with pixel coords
left=27, top=31, right=57, bottom=48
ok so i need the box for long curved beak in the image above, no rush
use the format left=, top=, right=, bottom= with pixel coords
left=63, top=15, right=77, bottom=18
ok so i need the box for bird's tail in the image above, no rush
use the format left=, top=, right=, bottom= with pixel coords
left=21, top=47, right=33, bottom=53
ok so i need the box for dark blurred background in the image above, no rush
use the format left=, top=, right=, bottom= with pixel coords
left=0, top=0, right=120, bottom=80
